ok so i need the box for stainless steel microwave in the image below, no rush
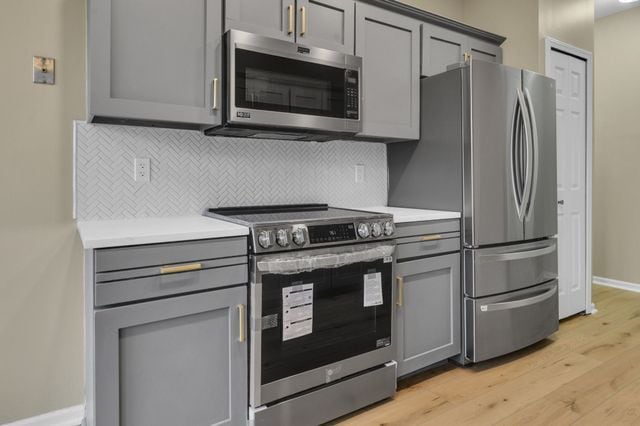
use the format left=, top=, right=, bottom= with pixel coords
left=205, top=30, right=362, bottom=141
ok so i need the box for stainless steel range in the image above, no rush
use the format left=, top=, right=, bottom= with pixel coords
left=206, top=204, right=397, bottom=425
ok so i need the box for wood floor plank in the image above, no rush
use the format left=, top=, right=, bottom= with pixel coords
left=337, top=287, right=640, bottom=426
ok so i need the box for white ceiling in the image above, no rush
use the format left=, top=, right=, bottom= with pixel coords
left=595, top=0, right=640, bottom=19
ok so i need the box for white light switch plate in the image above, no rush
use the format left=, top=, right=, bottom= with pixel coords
left=134, top=158, right=150, bottom=182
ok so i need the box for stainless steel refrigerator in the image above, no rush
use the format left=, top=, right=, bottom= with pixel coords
left=388, top=59, right=559, bottom=364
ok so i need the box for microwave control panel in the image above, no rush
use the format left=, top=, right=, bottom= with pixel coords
left=345, top=70, right=359, bottom=120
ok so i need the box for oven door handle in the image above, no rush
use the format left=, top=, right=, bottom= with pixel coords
left=256, top=244, right=395, bottom=274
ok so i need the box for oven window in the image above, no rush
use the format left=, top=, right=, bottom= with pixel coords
left=235, top=49, right=346, bottom=118
left=259, top=258, right=392, bottom=385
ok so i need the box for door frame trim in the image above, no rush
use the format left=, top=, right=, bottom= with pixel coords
left=544, top=37, right=594, bottom=315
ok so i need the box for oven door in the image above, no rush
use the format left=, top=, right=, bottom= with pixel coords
left=250, top=242, right=395, bottom=407
left=226, top=30, right=362, bottom=134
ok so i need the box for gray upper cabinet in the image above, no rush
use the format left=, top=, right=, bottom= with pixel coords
left=355, top=2, right=421, bottom=140
left=296, top=0, right=354, bottom=53
left=226, top=0, right=355, bottom=53
left=88, top=0, right=223, bottom=127
left=395, top=253, right=460, bottom=377
left=225, top=0, right=294, bottom=41
left=421, top=23, right=467, bottom=77
left=467, top=37, right=503, bottom=63
left=94, top=286, right=248, bottom=426
left=421, top=23, right=502, bottom=77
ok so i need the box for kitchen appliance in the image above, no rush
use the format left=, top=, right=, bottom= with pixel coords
left=388, top=59, right=559, bottom=364
left=206, top=204, right=397, bottom=425
left=205, top=30, right=362, bottom=141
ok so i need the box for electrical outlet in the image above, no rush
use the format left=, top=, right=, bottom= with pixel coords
left=355, top=164, right=365, bottom=183
left=134, top=158, right=150, bottom=182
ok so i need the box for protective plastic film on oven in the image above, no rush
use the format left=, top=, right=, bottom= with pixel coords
left=257, top=244, right=394, bottom=385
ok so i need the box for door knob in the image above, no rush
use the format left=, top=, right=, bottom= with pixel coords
left=557, top=200, right=564, bottom=205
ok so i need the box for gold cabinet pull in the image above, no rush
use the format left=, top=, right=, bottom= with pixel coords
left=287, top=5, right=294, bottom=35
left=212, top=78, right=219, bottom=111
left=420, top=234, right=442, bottom=242
left=396, top=276, right=404, bottom=306
left=237, top=304, right=246, bottom=342
left=463, top=52, right=472, bottom=62
left=300, top=6, right=307, bottom=36
left=159, top=263, right=202, bottom=274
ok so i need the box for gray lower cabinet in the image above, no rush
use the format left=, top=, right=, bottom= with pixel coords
left=355, top=2, right=421, bottom=140
left=94, top=286, right=247, bottom=426
left=395, top=253, right=460, bottom=377
left=87, top=0, right=223, bottom=127
left=421, top=23, right=503, bottom=77
left=226, top=0, right=354, bottom=53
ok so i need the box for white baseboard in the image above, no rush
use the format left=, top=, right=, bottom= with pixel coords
left=3, top=405, right=84, bottom=426
left=593, top=276, right=640, bottom=293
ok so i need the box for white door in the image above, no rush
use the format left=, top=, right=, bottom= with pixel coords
left=551, top=49, right=587, bottom=319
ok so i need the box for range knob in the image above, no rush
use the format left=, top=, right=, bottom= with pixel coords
left=258, top=230, right=273, bottom=249
left=276, top=229, right=290, bottom=247
left=371, top=222, right=383, bottom=238
left=357, top=223, right=370, bottom=239
left=292, top=228, right=306, bottom=246
left=383, top=221, right=395, bottom=236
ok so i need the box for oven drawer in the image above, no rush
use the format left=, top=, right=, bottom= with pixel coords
left=465, top=280, right=558, bottom=363
left=396, top=234, right=460, bottom=261
left=465, top=238, right=557, bottom=298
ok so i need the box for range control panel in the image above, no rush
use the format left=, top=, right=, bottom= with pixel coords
left=308, top=223, right=356, bottom=244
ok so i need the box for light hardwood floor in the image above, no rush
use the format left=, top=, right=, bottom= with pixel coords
left=335, top=285, right=640, bottom=425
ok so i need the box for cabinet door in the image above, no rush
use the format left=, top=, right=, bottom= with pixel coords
left=88, top=0, right=223, bottom=126
left=355, top=3, right=420, bottom=140
left=395, top=253, right=460, bottom=377
left=225, top=0, right=294, bottom=41
left=94, top=286, right=247, bottom=426
left=296, top=0, right=354, bottom=53
left=421, top=23, right=466, bottom=77
left=467, top=37, right=503, bottom=63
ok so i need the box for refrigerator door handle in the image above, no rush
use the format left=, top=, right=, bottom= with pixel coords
left=516, top=87, right=534, bottom=223
left=523, top=88, right=539, bottom=219
left=510, top=92, right=524, bottom=220
left=479, top=285, right=557, bottom=312
left=477, top=240, right=556, bottom=262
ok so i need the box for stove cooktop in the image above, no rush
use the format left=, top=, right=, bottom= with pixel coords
left=207, top=204, right=382, bottom=225
left=205, top=204, right=394, bottom=253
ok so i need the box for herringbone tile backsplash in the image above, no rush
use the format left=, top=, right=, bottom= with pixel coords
left=74, top=122, right=388, bottom=220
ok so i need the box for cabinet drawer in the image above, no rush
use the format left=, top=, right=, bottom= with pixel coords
left=95, top=263, right=248, bottom=307
left=396, top=235, right=459, bottom=261
left=95, top=237, right=247, bottom=273
left=465, top=280, right=558, bottom=363
left=394, top=219, right=460, bottom=239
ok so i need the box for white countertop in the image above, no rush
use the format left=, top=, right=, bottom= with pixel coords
left=77, top=216, right=249, bottom=249
left=352, top=206, right=460, bottom=224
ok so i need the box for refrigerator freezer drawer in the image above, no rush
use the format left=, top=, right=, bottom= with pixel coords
left=465, top=280, right=558, bottom=363
left=465, top=239, right=557, bottom=298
